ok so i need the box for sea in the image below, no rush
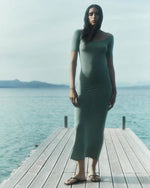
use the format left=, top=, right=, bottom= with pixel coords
left=0, top=87, right=150, bottom=183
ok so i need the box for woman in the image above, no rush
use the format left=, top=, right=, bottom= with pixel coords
left=65, top=4, right=116, bottom=185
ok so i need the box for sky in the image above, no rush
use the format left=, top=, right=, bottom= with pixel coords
left=0, top=0, right=150, bottom=86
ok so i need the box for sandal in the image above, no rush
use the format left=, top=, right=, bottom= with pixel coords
left=64, top=176, right=86, bottom=185
left=88, top=174, right=101, bottom=182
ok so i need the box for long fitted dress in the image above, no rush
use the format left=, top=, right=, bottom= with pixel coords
left=70, top=29, right=114, bottom=161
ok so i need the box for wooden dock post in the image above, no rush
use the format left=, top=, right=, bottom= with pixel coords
left=122, top=116, right=126, bottom=130
left=64, top=116, right=68, bottom=128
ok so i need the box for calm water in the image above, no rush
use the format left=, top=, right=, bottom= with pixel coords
left=0, top=88, right=150, bottom=183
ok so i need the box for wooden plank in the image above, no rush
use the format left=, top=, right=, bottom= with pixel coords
left=1, top=128, right=150, bottom=188
left=1, top=127, right=64, bottom=188
left=110, top=128, right=141, bottom=188
left=45, top=130, right=88, bottom=188
left=116, top=129, right=147, bottom=173
left=122, top=129, right=150, bottom=174
left=63, top=129, right=76, bottom=173
left=41, top=129, right=77, bottom=188
left=57, top=172, right=74, bottom=188
left=116, top=129, right=150, bottom=188
left=99, top=136, right=113, bottom=188
left=126, top=128, right=150, bottom=159
left=104, top=129, right=127, bottom=188
left=14, top=127, right=73, bottom=187
left=25, top=128, right=74, bottom=188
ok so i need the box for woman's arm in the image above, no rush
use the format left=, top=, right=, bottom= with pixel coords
left=69, top=29, right=81, bottom=106
left=70, top=51, right=78, bottom=89
left=106, top=57, right=117, bottom=110
left=69, top=51, right=79, bottom=107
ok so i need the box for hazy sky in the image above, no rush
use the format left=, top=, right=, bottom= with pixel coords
left=0, top=0, right=150, bottom=85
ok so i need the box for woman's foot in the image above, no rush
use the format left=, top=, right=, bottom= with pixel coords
left=88, top=174, right=101, bottom=182
left=64, top=173, right=86, bottom=185
left=88, top=168, right=101, bottom=182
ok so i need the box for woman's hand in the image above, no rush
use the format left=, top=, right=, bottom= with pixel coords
left=108, top=90, right=117, bottom=110
left=69, top=88, right=78, bottom=107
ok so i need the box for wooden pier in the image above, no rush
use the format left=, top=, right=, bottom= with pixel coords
left=1, top=127, right=150, bottom=188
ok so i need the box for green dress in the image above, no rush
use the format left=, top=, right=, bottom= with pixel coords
left=70, top=29, right=114, bottom=160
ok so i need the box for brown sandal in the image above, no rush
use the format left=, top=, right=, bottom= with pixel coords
left=64, top=177, right=86, bottom=185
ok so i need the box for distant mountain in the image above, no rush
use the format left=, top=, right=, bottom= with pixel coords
left=118, top=85, right=150, bottom=89
left=0, top=79, right=69, bottom=88
left=117, top=81, right=150, bottom=88
left=0, top=79, right=150, bottom=89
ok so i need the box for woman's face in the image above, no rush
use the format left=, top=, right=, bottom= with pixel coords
left=88, top=7, right=99, bottom=26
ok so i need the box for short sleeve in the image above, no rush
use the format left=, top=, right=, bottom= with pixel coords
left=71, top=29, right=81, bottom=52
left=106, top=35, right=114, bottom=58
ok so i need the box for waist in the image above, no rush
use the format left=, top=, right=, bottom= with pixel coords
left=79, top=71, right=111, bottom=86
left=77, top=75, right=112, bottom=95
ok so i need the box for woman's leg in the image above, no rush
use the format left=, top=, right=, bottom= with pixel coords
left=88, top=158, right=100, bottom=181
left=76, top=159, right=86, bottom=175
left=65, top=159, right=86, bottom=184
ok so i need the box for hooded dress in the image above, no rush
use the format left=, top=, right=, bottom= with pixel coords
left=70, top=29, right=114, bottom=160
